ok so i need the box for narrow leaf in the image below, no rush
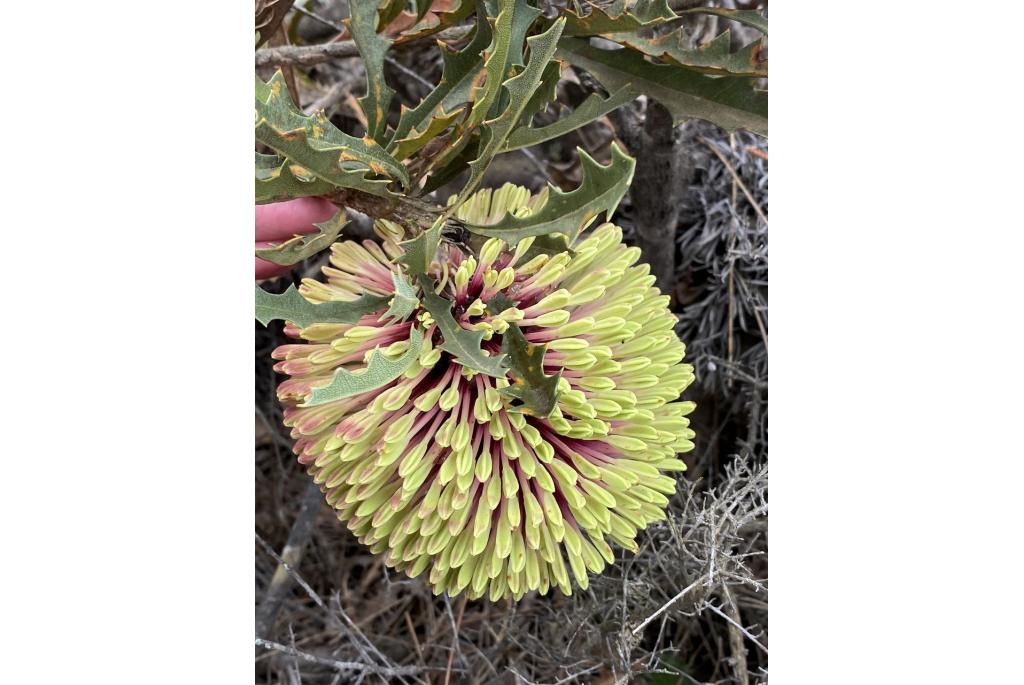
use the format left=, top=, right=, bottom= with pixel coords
left=302, top=326, right=424, bottom=406
left=680, top=7, right=767, bottom=34
left=387, top=10, right=491, bottom=150
left=255, top=285, right=389, bottom=328
left=255, top=72, right=410, bottom=194
left=616, top=29, right=766, bottom=78
left=556, top=37, right=767, bottom=136
left=462, top=142, right=634, bottom=245
left=503, top=84, right=637, bottom=152
left=465, top=0, right=534, bottom=130
left=499, top=322, right=562, bottom=417
left=556, top=0, right=674, bottom=36
left=380, top=271, right=420, bottom=323
left=391, top=109, right=462, bottom=161
left=455, top=17, right=566, bottom=206
left=255, top=208, right=347, bottom=266
left=255, top=153, right=336, bottom=204
left=515, top=60, right=562, bottom=128
left=418, top=276, right=507, bottom=377
left=346, top=1, right=396, bottom=141
left=391, top=0, right=474, bottom=44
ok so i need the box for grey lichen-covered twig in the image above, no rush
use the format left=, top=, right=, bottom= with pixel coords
left=255, top=639, right=427, bottom=678
left=255, top=41, right=361, bottom=68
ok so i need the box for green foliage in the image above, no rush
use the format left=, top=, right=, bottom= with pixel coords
left=418, top=275, right=508, bottom=377
left=616, top=29, right=766, bottom=78
left=255, top=0, right=768, bottom=380
left=256, top=207, right=348, bottom=266
left=380, top=272, right=419, bottom=323
left=387, top=10, right=491, bottom=149
left=557, top=37, right=768, bottom=136
left=503, top=85, right=637, bottom=152
left=557, top=0, right=674, bottom=36
left=396, top=219, right=443, bottom=276
left=346, top=1, right=396, bottom=142
left=499, top=322, right=562, bottom=417
left=302, top=326, right=424, bottom=406
left=462, top=143, right=635, bottom=245
left=255, top=153, right=336, bottom=204
left=680, top=6, right=768, bottom=34
left=255, top=285, right=389, bottom=328
left=455, top=16, right=566, bottom=205
left=255, top=72, right=408, bottom=194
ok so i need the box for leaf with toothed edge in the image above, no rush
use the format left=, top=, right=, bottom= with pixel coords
left=554, top=0, right=675, bottom=36
left=616, top=29, right=766, bottom=78
left=255, top=285, right=390, bottom=328
left=679, top=7, right=767, bottom=34
left=418, top=275, right=508, bottom=378
left=464, top=0, right=543, bottom=131
left=556, top=37, right=767, bottom=136
left=396, top=220, right=444, bottom=276
left=346, top=1, right=396, bottom=142
left=503, top=85, right=637, bottom=153
left=380, top=272, right=420, bottom=323
left=255, top=209, right=347, bottom=266
left=454, top=17, right=566, bottom=208
left=255, top=72, right=409, bottom=194
left=255, top=153, right=336, bottom=204
left=515, top=60, right=562, bottom=129
left=388, top=9, right=492, bottom=149
left=499, top=322, right=562, bottom=417
left=391, top=0, right=474, bottom=45
left=462, top=143, right=634, bottom=246
left=302, top=326, right=425, bottom=407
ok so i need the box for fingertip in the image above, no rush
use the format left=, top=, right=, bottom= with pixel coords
left=255, top=197, right=337, bottom=241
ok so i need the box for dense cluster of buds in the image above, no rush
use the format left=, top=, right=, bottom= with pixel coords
left=273, top=185, right=695, bottom=600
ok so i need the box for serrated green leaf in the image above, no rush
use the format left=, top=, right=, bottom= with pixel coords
left=462, top=142, right=634, bottom=245
left=255, top=285, right=390, bottom=328
left=255, top=152, right=336, bottom=203
left=391, top=109, right=462, bottom=161
left=503, top=84, right=637, bottom=152
left=616, top=29, right=766, bottom=78
left=380, top=271, right=419, bottom=323
left=346, top=1, right=396, bottom=141
left=392, top=0, right=474, bottom=45
left=302, top=326, right=424, bottom=406
left=466, top=0, right=544, bottom=129
left=515, top=60, right=561, bottom=128
left=556, top=0, right=674, bottom=36
left=680, top=7, right=767, bottom=34
left=255, top=207, right=347, bottom=266
left=255, top=72, right=410, bottom=194
left=455, top=17, right=566, bottom=206
left=499, top=322, right=562, bottom=417
left=418, top=276, right=507, bottom=377
left=387, top=10, right=491, bottom=151
left=556, top=37, right=767, bottom=136
left=396, top=219, right=444, bottom=276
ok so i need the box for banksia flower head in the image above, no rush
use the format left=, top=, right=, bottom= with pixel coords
left=272, top=184, right=695, bottom=601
